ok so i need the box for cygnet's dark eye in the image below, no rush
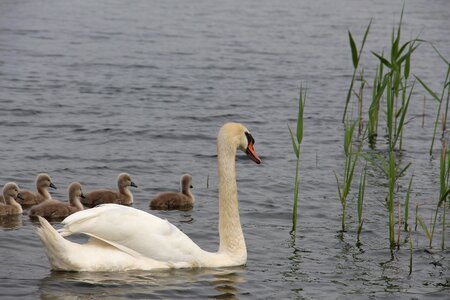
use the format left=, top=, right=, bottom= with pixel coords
left=245, top=132, right=255, bottom=145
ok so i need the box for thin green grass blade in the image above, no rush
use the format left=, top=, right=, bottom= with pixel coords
left=431, top=43, right=450, bottom=65
left=404, top=175, right=414, bottom=231
left=418, top=216, right=431, bottom=241
left=372, top=51, right=393, bottom=69
left=288, top=125, right=299, bottom=158
left=333, top=171, right=344, bottom=206
left=349, top=31, right=358, bottom=69
left=415, top=76, right=441, bottom=102
left=297, top=84, right=305, bottom=145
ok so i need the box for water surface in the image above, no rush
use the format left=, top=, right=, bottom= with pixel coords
left=0, top=0, right=449, bottom=298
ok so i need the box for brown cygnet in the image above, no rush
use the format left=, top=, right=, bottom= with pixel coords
left=13, top=173, right=57, bottom=206
left=150, top=174, right=195, bottom=210
left=0, top=182, right=24, bottom=216
left=81, top=173, right=138, bottom=207
left=29, top=182, right=85, bottom=219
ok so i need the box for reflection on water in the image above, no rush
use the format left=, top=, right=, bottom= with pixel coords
left=0, top=214, right=23, bottom=229
left=39, top=267, right=246, bottom=299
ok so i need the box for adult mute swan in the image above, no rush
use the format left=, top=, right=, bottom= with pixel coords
left=36, top=123, right=261, bottom=271
left=81, top=173, right=137, bottom=207
left=150, top=173, right=195, bottom=210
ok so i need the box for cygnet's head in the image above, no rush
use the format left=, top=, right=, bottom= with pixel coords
left=117, top=173, right=138, bottom=188
left=68, top=182, right=85, bottom=199
left=36, top=173, right=57, bottom=190
left=2, top=182, right=23, bottom=200
left=218, top=123, right=262, bottom=164
left=181, top=174, right=193, bottom=189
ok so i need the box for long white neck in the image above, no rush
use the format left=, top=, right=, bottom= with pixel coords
left=217, top=138, right=246, bottom=257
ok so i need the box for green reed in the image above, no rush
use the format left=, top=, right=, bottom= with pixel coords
left=370, top=7, right=419, bottom=248
left=404, top=175, right=414, bottom=231
left=342, top=20, right=372, bottom=123
left=415, top=45, right=450, bottom=156
left=357, top=166, right=367, bottom=244
left=364, top=150, right=411, bottom=248
left=334, top=121, right=362, bottom=232
left=408, top=226, right=413, bottom=275
left=418, top=139, right=450, bottom=249
left=289, top=83, right=306, bottom=236
left=367, top=61, right=386, bottom=145
left=371, top=6, right=418, bottom=150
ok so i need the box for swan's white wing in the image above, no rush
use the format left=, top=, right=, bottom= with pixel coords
left=60, top=204, right=207, bottom=263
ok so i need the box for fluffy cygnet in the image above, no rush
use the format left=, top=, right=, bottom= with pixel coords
left=15, top=173, right=57, bottom=206
left=150, top=174, right=195, bottom=210
left=0, top=182, right=24, bottom=216
left=81, top=173, right=138, bottom=208
left=29, top=182, right=84, bottom=219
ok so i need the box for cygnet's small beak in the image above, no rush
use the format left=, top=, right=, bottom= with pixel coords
left=246, top=142, right=262, bottom=164
left=17, top=192, right=24, bottom=200
left=130, top=181, right=138, bottom=188
left=49, top=182, right=57, bottom=190
left=80, top=193, right=86, bottom=199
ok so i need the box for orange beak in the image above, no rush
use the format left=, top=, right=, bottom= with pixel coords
left=246, top=142, right=262, bottom=164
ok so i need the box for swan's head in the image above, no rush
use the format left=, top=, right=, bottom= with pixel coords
left=36, top=173, right=57, bottom=190
left=68, top=182, right=85, bottom=200
left=3, top=182, right=23, bottom=200
left=219, top=123, right=261, bottom=164
left=118, top=173, right=138, bottom=188
left=181, top=173, right=193, bottom=189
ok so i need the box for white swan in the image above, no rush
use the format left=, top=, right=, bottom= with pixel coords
left=36, top=123, right=261, bottom=271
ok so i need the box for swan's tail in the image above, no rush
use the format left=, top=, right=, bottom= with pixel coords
left=36, top=216, right=189, bottom=271
left=36, top=216, right=78, bottom=270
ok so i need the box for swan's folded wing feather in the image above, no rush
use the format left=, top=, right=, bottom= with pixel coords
left=59, top=204, right=206, bottom=262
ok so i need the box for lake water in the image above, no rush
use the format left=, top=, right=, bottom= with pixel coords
left=0, top=0, right=449, bottom=299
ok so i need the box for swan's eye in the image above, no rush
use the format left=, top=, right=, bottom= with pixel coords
left=245, top=132, right=255, bottom=145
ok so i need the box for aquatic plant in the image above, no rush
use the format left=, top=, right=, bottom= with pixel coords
left=403, top=175, right=414, bottom=231
left=370, top=6, right=419, bottom=150
left=408, top=226, right=413, bottom=275
left=288, top=83, right=306, bottom=236
left=364, top=151, right=411, bottom=248
left=367, top=61, right=386, bottom=145
left=342, top=20, right=371, bottom=123
left=356, top=166, right=367, bottom=244
left=334, top=121, right=362, bottom=232
left=417, top=139, right=450, bottom=249
left=415, top=45, right=450, bottom=156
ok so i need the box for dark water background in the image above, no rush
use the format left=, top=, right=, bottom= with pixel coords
left=0, top=0, right=449, bottom=299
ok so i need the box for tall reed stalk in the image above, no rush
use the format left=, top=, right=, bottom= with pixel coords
left=418, top=139, right=450, bottom=248
left=342, top=20, right=371, bottom=123
left=357, top=166, right=367, bottom=244
left=334, top=122, right=362, bottom=232
left=368, top=62, right=386, bottom=145
left=369, top=7, right=418, bottom=248
left=415, top=45, right=450, bottom=156
left=289, top=84, right=306, bottom=236
left=404, top=175, right=414, bottom=231
left=364, top=150, right=411, bottom=248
